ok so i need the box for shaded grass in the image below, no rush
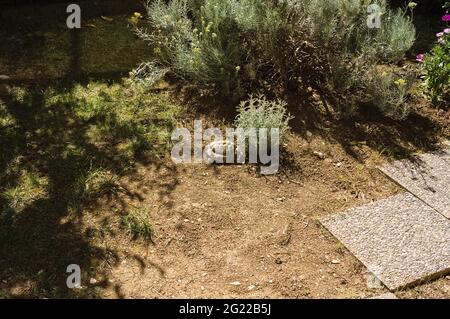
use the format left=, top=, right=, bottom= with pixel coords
left=0, top=2, right=149, bottom=84
left=0, top=81, right=182, bottom=297
left=0, top=2, right=179, bottom=297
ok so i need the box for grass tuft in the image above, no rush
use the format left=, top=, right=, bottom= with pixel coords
left=121, top=207, right=153, bottom=239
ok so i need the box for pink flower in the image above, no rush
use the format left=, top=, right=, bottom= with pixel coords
left=444, top=28, right=450, bottom=34
left=416, top=54, right=424, bottom=62
left=437, top=32, right=444, bottom=38
left=443, top=15, right=450, bottom=22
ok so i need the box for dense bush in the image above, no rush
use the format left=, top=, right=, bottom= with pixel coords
left=422, top=4, right=450, bottom=105
left=286, top=0, right=416, bottom=117
left=133, top=0, right=289, bottom=98
left=133, top=0, right=416, bottom=119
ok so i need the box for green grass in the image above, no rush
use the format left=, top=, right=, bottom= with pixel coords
left=0, top=8, right=150, bottom=82
left=0, top=82, right=181, bottom=290
left=0, top=3, right=176, bottom=296
left=0, top=81, right=181, bottom=216
left=121, top=207, right=154, bottom=239
left=3, top=171, right=49, bottom=213
left=0, top=80, right=180, bottom=297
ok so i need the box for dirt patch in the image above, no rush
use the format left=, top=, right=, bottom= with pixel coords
left=73, top=127, right=449, bottom=299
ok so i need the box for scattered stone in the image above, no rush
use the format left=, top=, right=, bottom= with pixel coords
left=248, top=285, right=256, bottom=291
left=229, top=281, right=241, bottom=286
left=0, top=75, right=10, bottom=80
left=331, top=259, right=340, bottom=265
left=320, top=193, right=450, bottom=291
left=89, top=278, right=97, bottom=285
left=313, top=151, right=326, bottom=159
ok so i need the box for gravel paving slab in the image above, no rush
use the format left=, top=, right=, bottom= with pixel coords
left=380, top=151, right=450, bottom=219
left=369, top=292, right=398, bottom=299
left=320, top=193, right=450, bottom=291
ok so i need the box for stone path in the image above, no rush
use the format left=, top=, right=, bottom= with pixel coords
left=380, top=150, right=450, bottom=219
left=321, top=193, right=450, bottom=291
left=320, top=145, right=450, bottom=292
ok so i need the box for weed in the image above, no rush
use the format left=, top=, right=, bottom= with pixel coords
left=121, top=207, right=153, bottom=239
left=0, top=81, right=181, bottom=224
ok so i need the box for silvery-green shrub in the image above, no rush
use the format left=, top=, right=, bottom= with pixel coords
left=234, top=95, right=293, bottom=142
left=133, top=0, right=416, bottom=119
left=134, top=0, right=289, bottom=94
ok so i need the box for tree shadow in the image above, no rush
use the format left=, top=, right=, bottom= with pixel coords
left=0, top=83, right=179, bottom=298
left=284, top=85, right=449, bottom=164
left=0, top=0, right=182, bottom=298
left=0, top=0, right=148, bottom=87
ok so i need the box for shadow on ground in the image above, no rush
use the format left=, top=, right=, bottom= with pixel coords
left=0, top=82, right=182, bottom=298
left=0, top=1, right=181, bottom=298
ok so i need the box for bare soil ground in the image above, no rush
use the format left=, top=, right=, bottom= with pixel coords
left=3, top=116, right=450, bottom=298
left=91, top=142, right=447, bottom=299
left=80, top=102, right=450, bottom=299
